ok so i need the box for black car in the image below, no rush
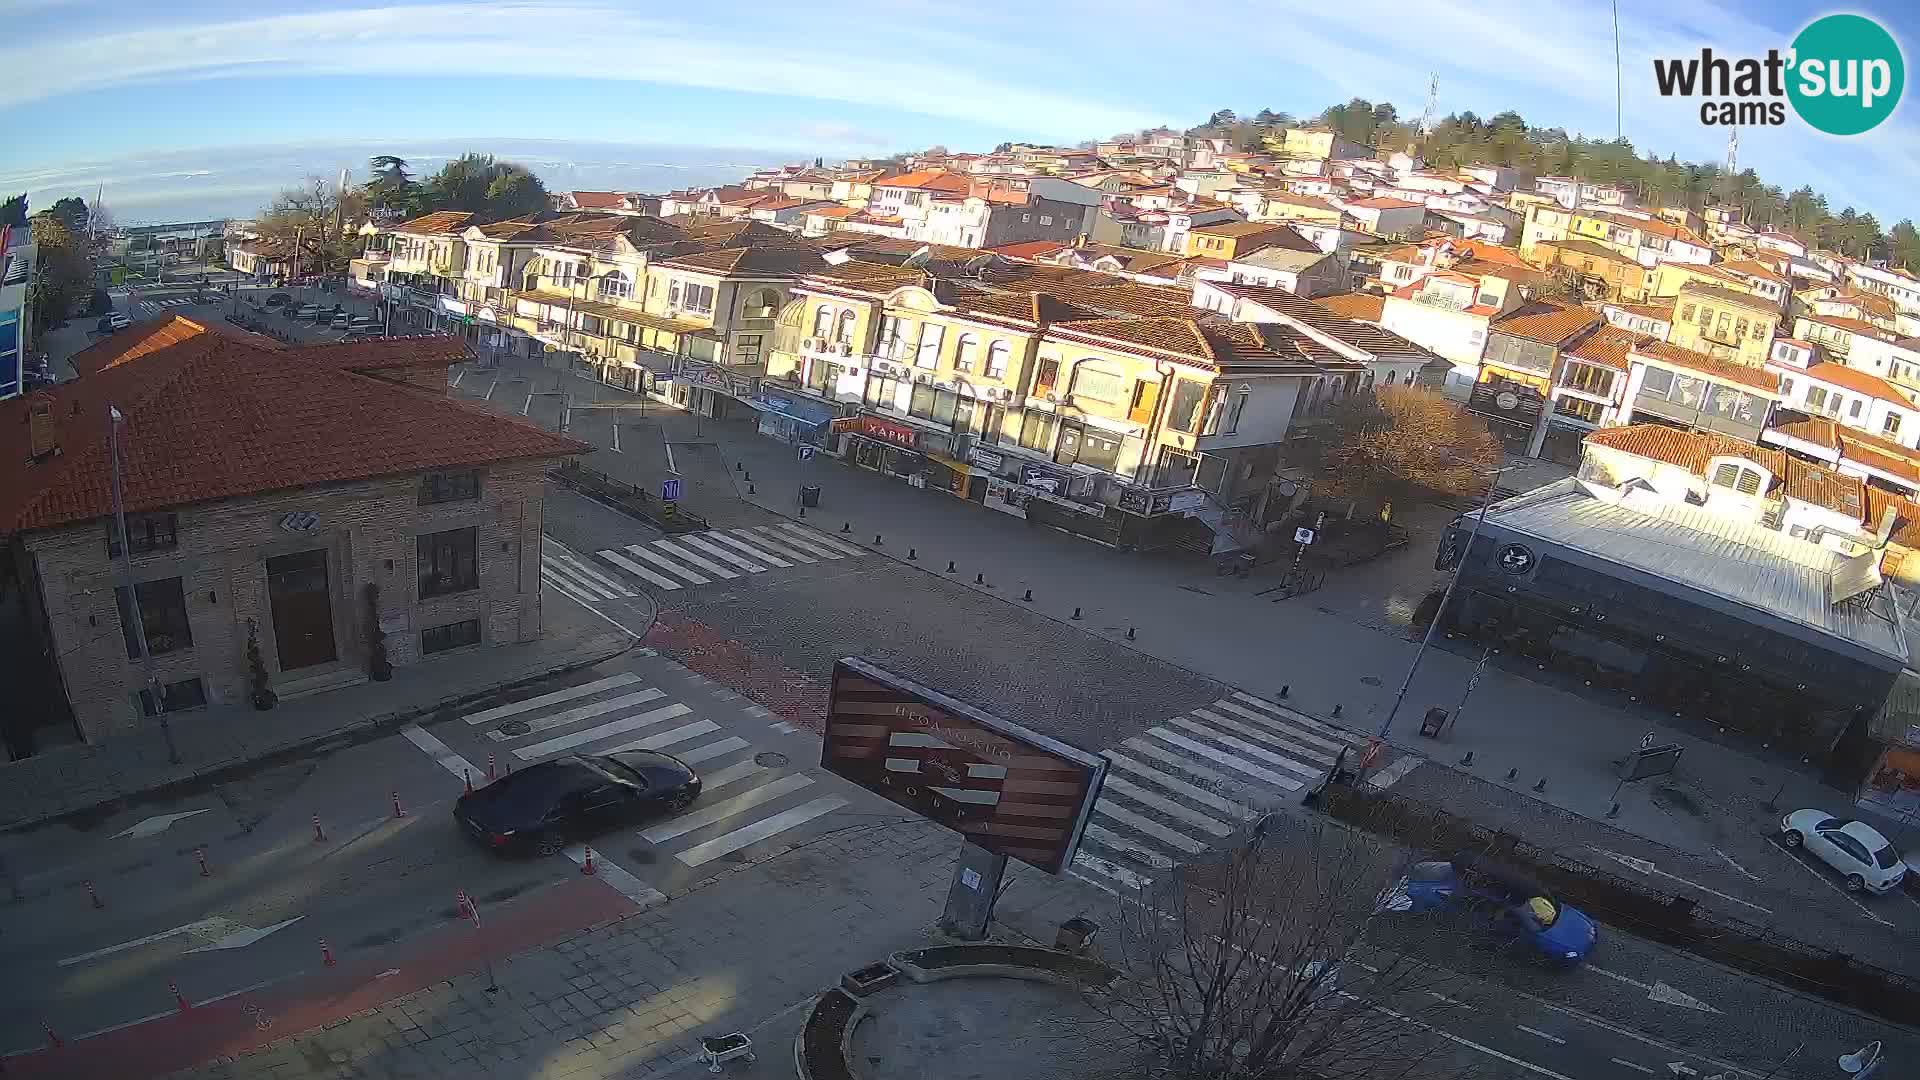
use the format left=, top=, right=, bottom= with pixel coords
left=453, top=751, right=701, bottom=856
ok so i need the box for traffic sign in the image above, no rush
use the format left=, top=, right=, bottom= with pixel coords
left=1294, top=526, right=1317, bottom=546
left=661, top=478, right=682, bottom=502
left=798, top=445, right=817, bottom=462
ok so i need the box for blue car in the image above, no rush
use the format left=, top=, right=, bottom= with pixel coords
left=1402, top=856, right=1598, bottom=966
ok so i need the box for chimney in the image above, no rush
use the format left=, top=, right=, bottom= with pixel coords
left=1876, top=503, right=1899, bottom=546
left=28, top=396, right=58, bottom=459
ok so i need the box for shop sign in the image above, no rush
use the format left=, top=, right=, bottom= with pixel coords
left=1117, top=486, right=1152, bottom=515
left=1020, top=464, right=1065, bottom=495
left=438, top=296, right=470, bottom=316
left=968, top=447, right=1005, bottom=472
left=727, top=375, right=756, bottom=398
left=859, top=415, right=920, bottom=450
left=831, top=417, right=860, bottom=434
left=1166, top=489, right=1209, bottom=514
left=985, top=478, right=1030, bottom=518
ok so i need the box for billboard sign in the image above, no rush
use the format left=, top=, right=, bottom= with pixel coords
left=822, top=658, right=1105, bottom=874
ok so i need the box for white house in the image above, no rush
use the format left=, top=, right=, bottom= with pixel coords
left=1770, top=358, right=1920, bottom=448
left=1462, top=164, right=1522, bottom=191
left=1220, top=246, right=1344, bottom=298
left=1338, top=197, right=1425, bottom=238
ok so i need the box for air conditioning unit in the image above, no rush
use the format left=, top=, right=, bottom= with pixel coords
left=915, top=373, right=932, bottom=384
left=1045, top=392, right=1060, bottom=403
left=802, top=337, right=819, bottom=351
left=837, top=343, right=853, bottom=356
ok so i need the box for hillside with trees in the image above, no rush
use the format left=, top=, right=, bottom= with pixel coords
left=1187, top=99, right=1920, bottom=273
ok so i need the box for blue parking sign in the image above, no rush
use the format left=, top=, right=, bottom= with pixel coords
left=798, top=446, right=816, bottom=462
left=662, top=478, right=682, bottom=501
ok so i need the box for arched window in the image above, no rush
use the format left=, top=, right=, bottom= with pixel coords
left=1384, top=370, right=1397, bottom=386
left=811, top=305, right=833, bottom=338
left=744, top=288, right=781, bottom=319
left=597, top=271, right=632, bottom=300
left=954, top=334, right=981, bottom=372
left=985, top=340, right=1011, bottom=378
left=1069, top=359, right=1127, bottom=404
left=834, top=309, right=857, bottom=345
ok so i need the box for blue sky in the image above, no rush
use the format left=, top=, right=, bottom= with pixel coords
left=0, top=0, right=1916, bottom=225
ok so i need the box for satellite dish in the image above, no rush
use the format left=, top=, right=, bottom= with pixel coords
left=901, top=245, right=933, bottom=269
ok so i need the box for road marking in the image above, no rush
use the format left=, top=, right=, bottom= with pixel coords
left=700, top=531, right=792, bottom=568
left=677, top=533, right=768, bottom=573
left=1771, top=843, right=1894, bottom=925
left=676, top=737, right=751, bottom=765
left=1589, top=848, right=1773, bottom=914
left=1516, top=1026, right=1565, bottom=1045
left=544, top=544, right=633, bottom=597
left=1073, top=851, right=1153, bottom=891
left=773, top=522, right=866, bottom=557
left=1146, top=727, right=1304, bottom=790
left=1228, top=692, right=1361, bottom=743
left=57, top=917, right=246, bottom=967
left=1368, top=755, right=1423, bottom=789
left=732, top=528, right=818, bottom=564
left=483, top=688, right=666, bottom=740
left=1190, top=708, right=1337, bottom=765
left=462, top=672, right=642, bottom=725
left=1101, top=751, right=1253, bottom=820
left=111, top=808, right=213, bottom=840
left=600, top=547, right=689, bottom=590
left=482, top=379, right=497, bottom=401
left=185, top=916, right=305, bottom=954
left=561, top=406, right=571, bottom=433
left=651, top=539, right=740, bottom=579
left=675, top=795, right=849, bottom=867
left=400, top=724, right=664, bottom=906
left=641, top=773, right=815, bottom=843
left=513, top=703, right=694, bottom=759
left=600, top=720, right=720, bottom=754
left=1099, top=774, right=1233, bottom=836
left=1587, top=965, right=1650, bottom=990
left=749, top=525, right=840, bottom=561
left=1092, top=801, right=1208, bottom=854
left=451, top=369, right=465, bottom=388
left=520, top=392, right=533, bottom=415
left=664, top=439, right=677, bottom=475
left=1166, top=716, right=1323, bottom=780
left=620, top=543, right=714, bottom=584
left=1083, top=823, right=1175, bottom=870
left=1210, top=700, right=1352, bottom=754
left=1118, top=737, right=1243, bottom=792
left=696, top=758, right=768, bottom=795
left=1585, top=966, right=1722, bottom=1014
left=611, top=422, right=621, bottom=453
left=1712, top=847, right=1762, bottom=882
left=1610, top=1059, right=1655, bottom=1074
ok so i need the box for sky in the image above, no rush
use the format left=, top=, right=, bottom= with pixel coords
left=0, top=0, right=1916, bottom=226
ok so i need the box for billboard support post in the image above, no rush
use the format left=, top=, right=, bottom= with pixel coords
left=939, top=840, right=1009, bottom=941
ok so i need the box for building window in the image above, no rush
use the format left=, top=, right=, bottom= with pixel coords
left=1886, top=413, right=1904, bottom=437
left=117, top=577, right=192, bottom=658
left=1069, top=362, right=1127, bottom=403
left=733, top=334, right=763, bottom=366
left=864, top=374, right=903, bottom=411
left=833, top=310, right=857, bottom=346
left=1781, top=377, right=1794, bottom=396
left=1710, top=462, right=1764, bottom=496
left=1806, top=386, right=1830, bottom=412
left=597, top=272, right=632, bottom=300
left=811, top=306, right=833, bottom=338
left=418, top=527, right=479, bottom=598
left=678, top=283, right=716, bottom=315
left=1034, top=357, right=1060, bottom=395
left=418, top=470, right=481, bottom=505
left=915, top=324, right=944, bottom=369
left=139, top=677, right=207, bottom=716
left=1222, top=388, right=1249, bottom=433
left=1734, top=319, right=1749, bottom=340
left=107, top=512, right=179, bottom=558
left=1557, top=395, right=1606, bottom=424
left=1639, top=367, right=1674, bottom=397
left=1560, top=363, right=1614, bottom=397
left=421, top=619, right=482, bottom=655
left=1018, top=410, right=1056, bottom=452
left=954, top=334, right=980, bottom=372
left=985, top=340, right=1010, bottom=378
left=1850, top=398, right=1864, bottom=419
left=1039, top=215, right=1053, bottom=226
left=1167, top=379, right=1208, bottom=433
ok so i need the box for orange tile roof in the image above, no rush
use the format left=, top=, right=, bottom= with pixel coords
left=1490, top=302, right=1602, bottom=346
left=1722, top=258, right=1788, bottom=284
left=1314, top=292, right=1386, bottom=322
left=1565, top=326, right=1652, bottom=372
left=1768, top=414, right=1841, bottom=450
left=986, top=240, right=1070, bottom=260
left=1783, top=459, right=1866, bottom=518
left=1606, top=299, right=1676, bottom=321
left=873, top=169, right=972, bottom=194
left=1799, top=312, right=1895, bottom=339
left=1800, top=362, right=1912, bottom=406
left=1585, top=424, right=1788, bottom=479
left=390, top=210, right=474, bottom=235
left=567, top=191, right=625, bottom=209
left=1676, top=280, right=1779, bottom=312
left=1347, top=197, right=1424, bottom=210
left=0, top=318, right=584, bottom=536
left=805, top=206, right=859, bottom=219
left=1839, top=434, right=1920, bottom=484
left=1631, top=340, right=1781, bottom=393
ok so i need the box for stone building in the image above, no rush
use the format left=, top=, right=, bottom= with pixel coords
left=0, top=317, right=584, bottom=754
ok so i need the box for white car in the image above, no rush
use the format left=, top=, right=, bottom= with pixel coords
left=1781, top=810, right=1909, bottom=894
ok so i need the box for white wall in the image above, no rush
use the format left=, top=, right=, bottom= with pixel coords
left=1379, top=296, right=1489, bottom=371
left=1194, top=377, right=1306, bottom=450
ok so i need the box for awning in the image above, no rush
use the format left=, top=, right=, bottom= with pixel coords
left=749, top=397, right=830, bottom=427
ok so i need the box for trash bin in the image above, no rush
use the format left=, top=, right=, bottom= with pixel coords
left=1055, top=916, right=1099, bottom=954
left=799, top=484, right=821, bottom=508
left=1419, top=707, right=1448, bottom=739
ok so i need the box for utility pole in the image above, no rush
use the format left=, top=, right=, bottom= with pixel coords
left=109, top=405, right=180, bottom=766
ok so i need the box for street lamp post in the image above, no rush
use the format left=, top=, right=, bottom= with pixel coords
left=109, top=405, right=181, bottom=766
left=1372, top=457, right=1510, bottom=748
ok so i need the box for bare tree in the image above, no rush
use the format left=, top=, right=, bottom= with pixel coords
left=1312, top=385, right=1502, bottom=517
left=1064, top=814, right=1478, bottom=1080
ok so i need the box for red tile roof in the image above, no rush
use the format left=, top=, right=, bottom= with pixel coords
left=1632, top=340, right=1781, bottom=393
left=1490, top=302, right=1602, bottom=346
left=873, top=169, right=972, bottom=195
left=567, top=191, right=625, bottom=209
left=0, top=317, right=585, bottom=536
left=1346, top=197, right=1423, bottom=210
left=986, top=240, right=1070, bottom=260
left=1313, top=292, right=1386, bottom=322
left=1585, top=424, right=1788, bottom=479
left=1565, top=326, right=1652, bottom=372
left=390, top=210, right=475, bottom=235
left=1800, top=361, right=1913, bottom=406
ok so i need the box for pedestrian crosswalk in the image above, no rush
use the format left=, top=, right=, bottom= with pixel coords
left=541, top=537, right=644, bottom=606
left=600, top=522, right=866, bottom=591
left=1068, top=692, right=1413, bottom=893
left=136, top=297, right=199, bottom=315
left=456, top=671, right=848, bottom=869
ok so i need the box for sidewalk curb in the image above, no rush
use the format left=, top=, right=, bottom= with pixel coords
left=0, top=632, right=638, bottom=838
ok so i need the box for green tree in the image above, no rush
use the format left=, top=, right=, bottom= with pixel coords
left=1207, top=108, right=1238, bottom=128
left=1890, top=220, right=1920, bottom=273
left=0, top=194, right=25, bottom=227
left=26, top=213, right=91, bottom=326
left=485, top=168, right=550, bottom=219
left=48, top=196, right=89, bottom=235
left=417, top=153, right=550, bottom=220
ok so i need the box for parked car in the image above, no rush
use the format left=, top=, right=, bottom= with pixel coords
left=1781, top=810, right=1908, bottom=893
left=330, top=312, right=352, bottom=329
left=454, top=751, right=701, bottom=856
left=264, top=292, right=291, bottom=308
left=97, top=312, right=132, bottom=332
left=342, top=323, right=384, bottom=339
